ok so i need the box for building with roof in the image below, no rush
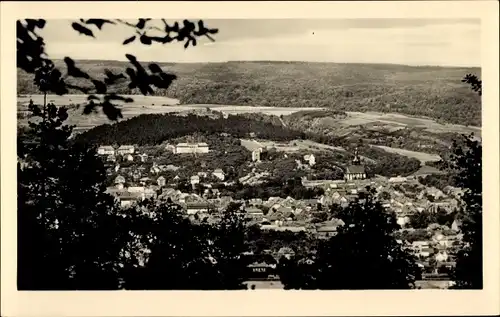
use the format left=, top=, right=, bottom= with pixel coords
left=117, top=145, right=135, bottom=155
left=344, top=148, right=366, bottom=181
left=303, top=154, right=316, bottom=166
left=212, top=169, right=225, bottom=181
left=252, top=148, right=263, bottom=162
left=157, top=176, right=166, bottom=187
left=97, top=145, right=115, bottom=156
left=175, top=142, right=209, bottom=154
left=186, top=202, right=212, bottom=215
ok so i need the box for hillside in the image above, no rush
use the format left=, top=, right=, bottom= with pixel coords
left=17, top=60, right=482, bottom=126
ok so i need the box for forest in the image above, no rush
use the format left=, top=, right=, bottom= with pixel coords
left=75, top=112, right=304, bottom=146
left=17, top=60, right=482, bottom=126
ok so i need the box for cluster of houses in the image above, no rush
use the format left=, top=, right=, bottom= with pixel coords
left=97, top=145, right=148, bottom=163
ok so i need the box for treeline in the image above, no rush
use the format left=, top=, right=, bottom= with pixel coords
left=75, top=113, right=304, bottom=146
left=18, top=61, right=482, bottom=126
left=360, top=147, right=422, bottom=177
left=409, top=208, right=457, bottom=229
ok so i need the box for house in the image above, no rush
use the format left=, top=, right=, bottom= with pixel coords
left=197, top=171, right=208, bottom=178
left=418, top=247, right=435, bottom=258
left=316, top=225, right=339, bottom=239
left=137, top=153, right=148, bottom=162
left=277, top=247, right=296, bottom=260
left=245, top=207, right=264, bottom=220
left=389, top=176, right=407, bottom=183
left=157, top=176, right=166, bottom=187
left=397, top=215, right=411, bottom=227
left=303, top=154, right=316, bottom=166
left=125, top=154, right=134, bottom=162
left=186, top=202, right=211, bottom=215
left=106, top=154, right=116, bottom=162
left=117, top=145, right=135, bottom=155
left=165, top=164, right=180, bottom=171
left=175, top=142, right=209, bottom=154
left=97, top=145, right=115, bottom=156
left=115, top=175, right=126, bottom=185
left=113, top=190, right=144, bottom=208
left=451, top=219, right=462, bottom=231
left=435, top=250, right=449, bottom=262
left=344, top=149, right=366, bottom=181
left=248, top=198, right=263, bottom=206
left=136, top=176, right=148, bottom=184
left=212, top=169, right=225, bottom=181
left=190, top=175, right=200, bottom=185
left=165, top=144, right=176, bottom=153
left=252, top=148, right=263, bottom=162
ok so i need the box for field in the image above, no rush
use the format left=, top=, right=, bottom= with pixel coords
left=17, top=60, right=482, bottom=126
left=18, top=94, right=325, bottom=131
left=18, top=94, right=480, bottom=139
left=371, top=145, right=442, bottom=164
left=342, top=112, right=481, bottom=136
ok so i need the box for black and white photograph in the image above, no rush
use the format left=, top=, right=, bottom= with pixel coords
left=2, top=1, right=499, bottom=316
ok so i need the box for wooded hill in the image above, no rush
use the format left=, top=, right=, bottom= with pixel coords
left=18, top=60, right=482, bottom=126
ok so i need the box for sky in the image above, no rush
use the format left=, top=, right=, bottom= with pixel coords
left=40, top=19, right=481, bottom=67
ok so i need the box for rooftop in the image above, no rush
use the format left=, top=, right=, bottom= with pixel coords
left=346, top=165, right=366, bottom=174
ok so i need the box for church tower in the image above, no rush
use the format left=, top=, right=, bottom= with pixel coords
left=352, top=147, right=361, bottom=165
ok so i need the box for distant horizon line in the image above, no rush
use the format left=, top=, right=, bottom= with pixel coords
left=53, top=58, right=481, bottom=69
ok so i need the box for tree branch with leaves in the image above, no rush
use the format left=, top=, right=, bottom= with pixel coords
left=17, top=18, right=219, bottom=120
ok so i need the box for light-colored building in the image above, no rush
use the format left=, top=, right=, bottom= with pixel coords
left=212, top=169, right=225, bottom=181
left=97, top=145, right=115, bottom=156
left=190, top=175, right=200, bottom=185
left=125, top=154, right=134, bottom=161
left=303, top=154, right=316, bottom=166
left=186, top=202, right=211, bottom=215
left=137, top=153, right=148, bottom=162
left=117, top=145, right=135, bottom=155
left=252, top=148, right=263, bottom=162
left=389, top=176, right=407, bottom=183
left=344, top=149, right=366, bottom=181
left=175, top=142, right=209, bottom=154
left=157, top=176, right=166, bottom=187
left=115, top=175, right=126, bottom=185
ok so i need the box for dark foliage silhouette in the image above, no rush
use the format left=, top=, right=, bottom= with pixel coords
left=278, top=188, right=420, bottom=289
left=17, top=18, right=218, bottom=120
left=17, top=100, right=124, bottom=289
left=118, top=200, right=249, bottom=290
left=17, top=67, right=251, bottom=290
left=448, top=134, right=482, bottom=289
left=447, top=76, right=482, bottom=289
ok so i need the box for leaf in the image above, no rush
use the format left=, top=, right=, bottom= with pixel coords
left=136, top=19, right=149, bottom=30
left=83, top=102, right=98, bottom=115
left=102, top=101, right=123, bottom=121
left=64, top=57, right=90, bottom=79
left=148, top=63, right=162, bottom=73
left=140, top=35, right=152, bottom=45
left=125, top=54, right=137, bottom=63
left=123, top=35, right=136, bottom=45
left=85, top=19, right=115, bottom=30
left=71, top=22, right=95, bottom=38
left=105, top=94, right=134, bottom=103
left=92, top=80, right=107, bottom=94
